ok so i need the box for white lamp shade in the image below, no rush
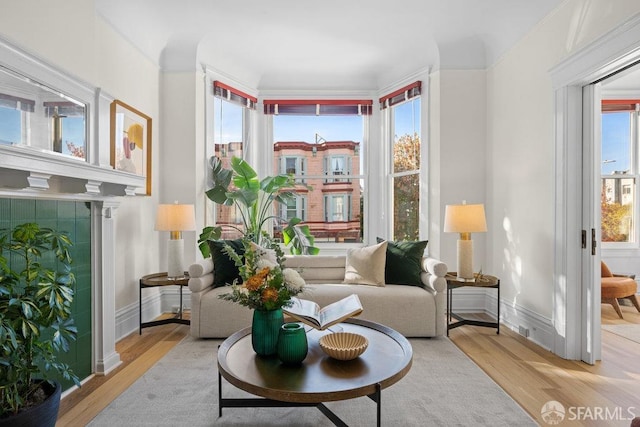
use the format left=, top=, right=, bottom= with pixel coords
left=443, top=203, right=487, bottom=233
left=155, top=204, right=196, bottom=232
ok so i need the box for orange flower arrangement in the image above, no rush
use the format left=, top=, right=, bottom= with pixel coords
left=219, top=237, right=305, bottom=311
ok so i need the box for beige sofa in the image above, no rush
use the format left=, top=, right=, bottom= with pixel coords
left=188, top=254, right=448, bottom=338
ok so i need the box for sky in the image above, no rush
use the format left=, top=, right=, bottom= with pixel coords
left=601, top=112, right=631, bottom=175
left=0, top=107, right=85, bottom=155
left=214, top=98, right=420, bottom=146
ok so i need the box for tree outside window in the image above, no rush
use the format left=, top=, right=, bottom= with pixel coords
left=390, top=98, right=421, bottom=241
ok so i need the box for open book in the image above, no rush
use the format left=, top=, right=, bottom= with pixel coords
left=283, top=294, right=363, bottom=330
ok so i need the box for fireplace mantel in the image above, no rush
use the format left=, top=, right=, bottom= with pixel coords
left=0, top=144, right=143, bottom=197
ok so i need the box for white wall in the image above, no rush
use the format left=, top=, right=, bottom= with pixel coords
left=0, top=1, right=162, bottom=330
left=159, top=71, right=206, bottom=266
left=431, top=69, right=487, bottom=271
left=487, top=1, right=640, bottom=324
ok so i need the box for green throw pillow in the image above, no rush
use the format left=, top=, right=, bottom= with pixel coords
left=376, top=237, right=428, bottom=286
left=208, top=239, right=246, bottom=287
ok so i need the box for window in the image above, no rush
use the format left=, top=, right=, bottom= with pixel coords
left=267, top=99, right=370, bottom=244
left=381, top=81, right=421, bottom=241
left=280, top=156, right=306, bottom=176
left=324, top=155, right=351, bottom=182
left=0, top=65, right=86, bottom=159
left=0, top=106, right=22, bottom=144
left=601, top=102, right=638, bottom=245
left=281, top=195, right=307, bottom=221
left=211, top=80, right=256, bottom=239
left=324, top=194, right=351, bottom=222
left=44, top=102, right=86, bottom=158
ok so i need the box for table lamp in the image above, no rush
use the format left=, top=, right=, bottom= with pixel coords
left=444, top=202, right=487, bottom=280
left=155, top=202, right=196, bottom=279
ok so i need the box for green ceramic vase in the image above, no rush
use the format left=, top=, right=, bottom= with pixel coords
left=251, top=308, right=284, bottom=356
left=277, top=323, right=308, bottom=365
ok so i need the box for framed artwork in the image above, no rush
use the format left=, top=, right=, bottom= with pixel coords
left=110, top=100, right=152, bottom=195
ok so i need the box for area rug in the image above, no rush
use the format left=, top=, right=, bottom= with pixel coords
left=602, top=324, right=640, bottom=345
left=88, top=336, right=536, bottom=426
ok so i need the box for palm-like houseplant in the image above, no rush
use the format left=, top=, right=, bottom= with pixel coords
left=0, top=223, right=79, bottom=425
left=198, top=156, right=319, bottom=256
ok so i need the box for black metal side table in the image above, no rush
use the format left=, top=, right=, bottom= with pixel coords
left=446, top=272, right=500, bottom=336
left=139, top=272, right=190, bottom=334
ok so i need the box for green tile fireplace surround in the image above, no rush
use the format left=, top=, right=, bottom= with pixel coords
left=0, top=198, right=92, bottom=390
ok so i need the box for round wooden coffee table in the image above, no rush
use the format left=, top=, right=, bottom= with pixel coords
left=217, top=318, right=412, bottom=426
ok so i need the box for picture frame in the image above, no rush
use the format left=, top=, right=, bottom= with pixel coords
left=110, top=100, right=152, bottom=195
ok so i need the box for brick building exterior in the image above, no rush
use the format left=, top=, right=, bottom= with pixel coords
left=214, top=140, right=362, bottom=242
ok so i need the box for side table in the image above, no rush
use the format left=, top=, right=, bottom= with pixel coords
left=446, top=272, right=500, bottom=336
left=139, top=272, right=190, bottom=334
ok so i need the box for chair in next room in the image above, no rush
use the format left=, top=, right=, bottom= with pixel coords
left=601, top=261, right=640, bottom=319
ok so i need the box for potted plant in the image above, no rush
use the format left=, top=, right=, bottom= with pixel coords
left=198, top=156, right=319, bottom=256
left=0, top=222, right=80, bottom=426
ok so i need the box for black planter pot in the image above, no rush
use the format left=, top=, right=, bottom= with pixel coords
left=0, top=381, right=61, bottom=427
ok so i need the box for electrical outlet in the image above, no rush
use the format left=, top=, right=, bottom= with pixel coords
left=518, top=326, right=530, bottom=337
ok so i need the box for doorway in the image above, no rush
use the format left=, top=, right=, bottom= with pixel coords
left=551, top=16, right=640, bottom=363
left=598, top=66, right=640, bottom=341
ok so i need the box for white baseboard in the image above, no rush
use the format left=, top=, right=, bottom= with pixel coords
left=452, top=287, right=554, bottom=351
left=115, top=287, right=192, bottom=342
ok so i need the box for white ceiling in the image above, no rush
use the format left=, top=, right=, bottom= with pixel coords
left=96, top=0, right=564, bottom=91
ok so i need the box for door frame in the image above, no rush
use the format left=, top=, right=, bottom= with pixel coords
left=551, top=15, right=640, bottom=361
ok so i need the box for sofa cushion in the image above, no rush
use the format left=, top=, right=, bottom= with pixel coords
left=377, top=238, right=428, bottom=286
left=208, top=239, right=245, bottom=287
left=343, top=241, right=387, bottom=286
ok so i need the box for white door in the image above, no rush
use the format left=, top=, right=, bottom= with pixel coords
left=581, top=83, right=602, bottom=364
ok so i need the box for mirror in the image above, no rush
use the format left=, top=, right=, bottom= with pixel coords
left=0, top=64, right=86, bottom=160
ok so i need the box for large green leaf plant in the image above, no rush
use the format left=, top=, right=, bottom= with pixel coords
left=198, top=156, right=319, bottom=256
left=0, top=223, right=80, bottom=418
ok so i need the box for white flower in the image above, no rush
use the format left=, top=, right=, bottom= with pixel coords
left=283, top=268, right=305, bottom=292
left=256, top=259, right=277, bottom=270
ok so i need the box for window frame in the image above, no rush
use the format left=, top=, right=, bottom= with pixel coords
left=380, top=81, right=422, bottom=242
left=266, top=97, right=369, bottom=248
left=324, top=193, right=352, bottom=222
left=281, top=194, right=307, bottom=221
left=601, top=106, right=640, bottom=249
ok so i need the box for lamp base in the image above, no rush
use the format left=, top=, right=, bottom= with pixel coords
left=167, top=238, right=185, bottom=279
left=457, top=239, right=474, bottom=280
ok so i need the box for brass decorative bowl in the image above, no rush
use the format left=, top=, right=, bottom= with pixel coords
left=319, top=332, right=368, bottom=360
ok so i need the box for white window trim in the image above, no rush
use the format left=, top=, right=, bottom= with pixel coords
left=601, top=108, right=640, bottom=249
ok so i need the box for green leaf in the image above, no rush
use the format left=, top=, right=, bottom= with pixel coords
left=197, top=226, right=223, bottom=258
left=231, top=157, right=260, bottom=192
left=282, top=219, right=319, bottom=255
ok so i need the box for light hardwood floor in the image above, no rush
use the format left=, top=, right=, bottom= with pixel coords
left=56, top=307, right=640, bottom=426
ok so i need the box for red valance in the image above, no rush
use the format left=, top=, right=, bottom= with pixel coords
left=602, top=99, right=640, bottom=113
left=379, top=81, right=422, bottom=110
left=263, top=99, right=373, bottom=116
left=213, top=81, right=257, bottom=109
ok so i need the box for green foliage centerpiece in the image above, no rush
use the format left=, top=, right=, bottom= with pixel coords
left=220, top=236, right=306, bottom=356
